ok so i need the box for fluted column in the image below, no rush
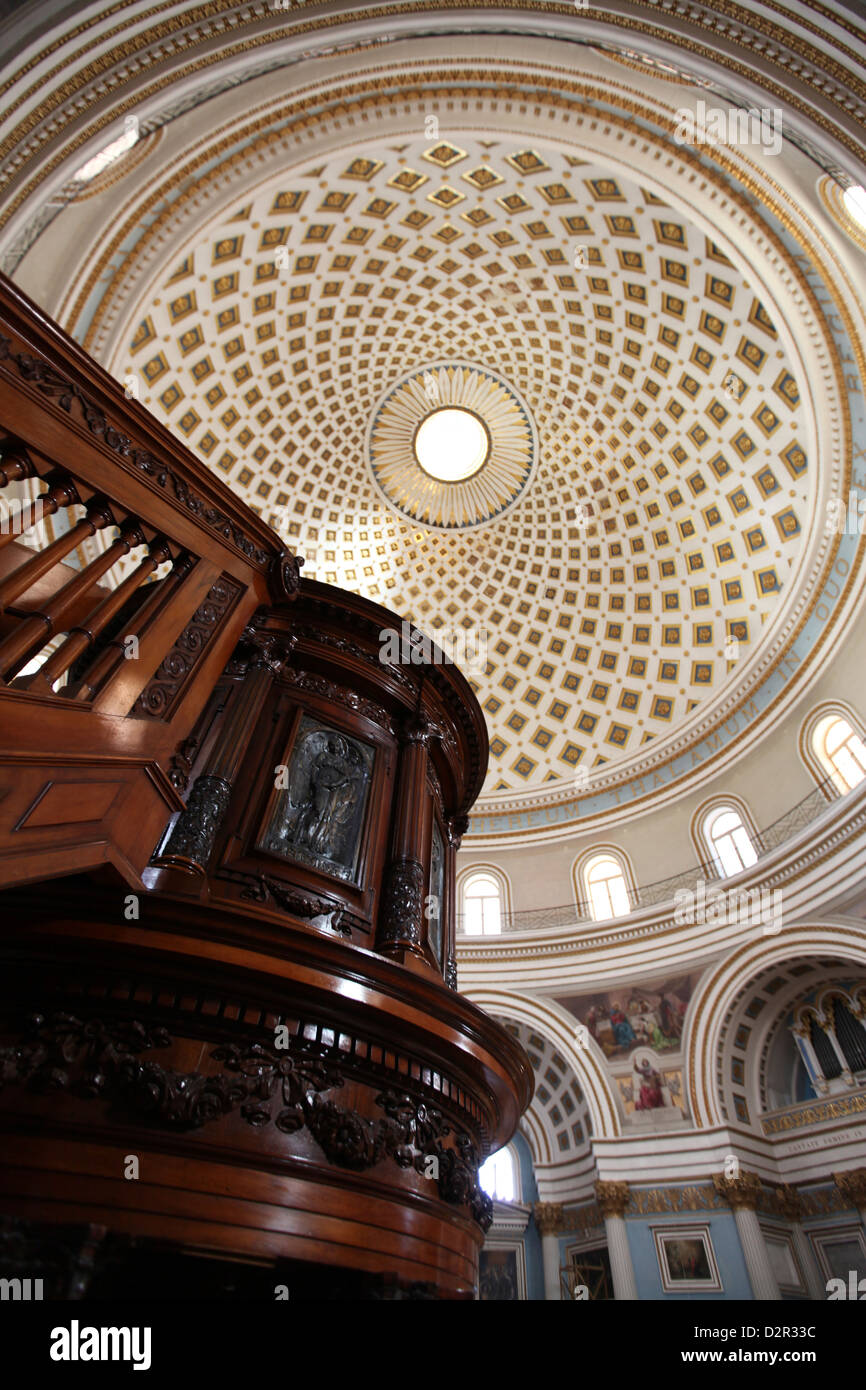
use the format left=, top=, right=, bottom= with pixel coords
left=154, top=628, right=290, bottom=874
left=534, top=1202, right=564, bottom=1301
left=775, top=1185, right=826, bottom=1300
left=834, top=1169, right=866, bottom=1230
left=377, top=713, right=432, bottom=960
left=713, top=1171, right=781, bottom=1300
left=594, top=1181, right=638, bottom=1300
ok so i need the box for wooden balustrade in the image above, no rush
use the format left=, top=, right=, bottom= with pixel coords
left=0, top=271, right=298, bottom=890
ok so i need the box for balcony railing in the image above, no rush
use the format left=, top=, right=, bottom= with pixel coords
left=457, top=774, right=841, bottom=935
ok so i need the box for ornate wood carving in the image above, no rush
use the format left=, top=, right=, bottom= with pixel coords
left=132, top=575, right=242, bottom=718
left=0, top=1013, right=493, bottom=1229
left=156, top=775, right=231, bottom=871
left=167, top=736, right=199, bottom=794
left=0, top=338, right=271, bottom=565
left=237, top=874, right=354, bottom=936
left=281, top=667, right=391, bottom=730
left=379, top=858, right=425, bottom=949
left=268, top=550, right=304, bottom=602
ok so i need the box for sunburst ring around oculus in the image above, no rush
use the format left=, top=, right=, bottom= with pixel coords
left=366, top=362, right=538, bottom=531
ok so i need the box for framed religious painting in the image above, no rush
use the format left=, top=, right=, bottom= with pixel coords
left=652, top=1224, right=723, bottom=1293
left=478, top=1243, right=526, bottom=1301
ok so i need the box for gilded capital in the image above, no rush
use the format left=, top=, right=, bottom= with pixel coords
left=594, top=1180, right=631, bottom=1219
left=712, top=1170, right=763, bottom=1211
left=833, top=1169, right=866, bottom=1209
left=533, top=1202, right=564, bottom=1236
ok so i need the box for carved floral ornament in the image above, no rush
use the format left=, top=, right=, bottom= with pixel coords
left=0, top=1012, right=492, bottom=1230
left=0, top=334, right=274, bottom=567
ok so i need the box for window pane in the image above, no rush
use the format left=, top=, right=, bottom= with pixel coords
left=479, top=1147, right=516, bottom=1201
left=481, top=897, right=502, bottom=935
left=464, top=898, right=483, bottom=935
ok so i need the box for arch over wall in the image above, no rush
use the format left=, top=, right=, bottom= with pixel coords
left=464, top=987, right=622, bottom=1139
left=684, top=919, right=866, bottom=1128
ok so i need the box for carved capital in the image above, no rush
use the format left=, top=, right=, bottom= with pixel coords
left=594, top=1181, right=631, bottom=1219
left=533, top=1202, right=565, bottom=1236
left=774, top=1184, right=803, bottom=1221
left=713, top=1170, right=763, bottom=1211
left=399, top=712, right=432, bottom=747
left=833, top=1169, right=866, bottom=1209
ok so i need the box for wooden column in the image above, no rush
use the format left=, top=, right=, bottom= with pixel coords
left=444, top=814, right=469, bottom=989
left=154, top=630, right=290, bottom=874
left=377, top=713, right=432, bottom=960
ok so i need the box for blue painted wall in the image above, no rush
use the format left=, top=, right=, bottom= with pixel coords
left=626, top=1206, right=753, bottom=1300
left=512, top=1130, right=545, bottom=1300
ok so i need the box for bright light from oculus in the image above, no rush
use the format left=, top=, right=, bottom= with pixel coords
left=74, top=117, right=139, bottom=183
left=413, top=408, right=489, bottom=482
left=842, top=185, right=866, bottom=231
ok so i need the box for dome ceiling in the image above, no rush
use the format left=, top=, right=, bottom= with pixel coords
left=121, top=136, right=810, bottom=796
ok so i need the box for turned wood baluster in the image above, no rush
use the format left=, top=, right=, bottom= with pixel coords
left=0, top=485, right=103, bottom=602
left=18, top=535, right=172, bottom=694
left=0, top=517, right=145, bottom=680
left=71, top=551, right=195, bottom=701
left=0, top=470, right=80, bottom=556
left=0, top=444, right=37, bottom=489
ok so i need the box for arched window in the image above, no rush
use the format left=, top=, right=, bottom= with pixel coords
left=703, top=805, right=757, bottom=878
left=582, top=853, right=631, bottom=921
left=462, top=871, right=502, bottom=935
left=813, top=714, right=866, bottom=794
left=479, top=1145, right=518, bottom=1202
